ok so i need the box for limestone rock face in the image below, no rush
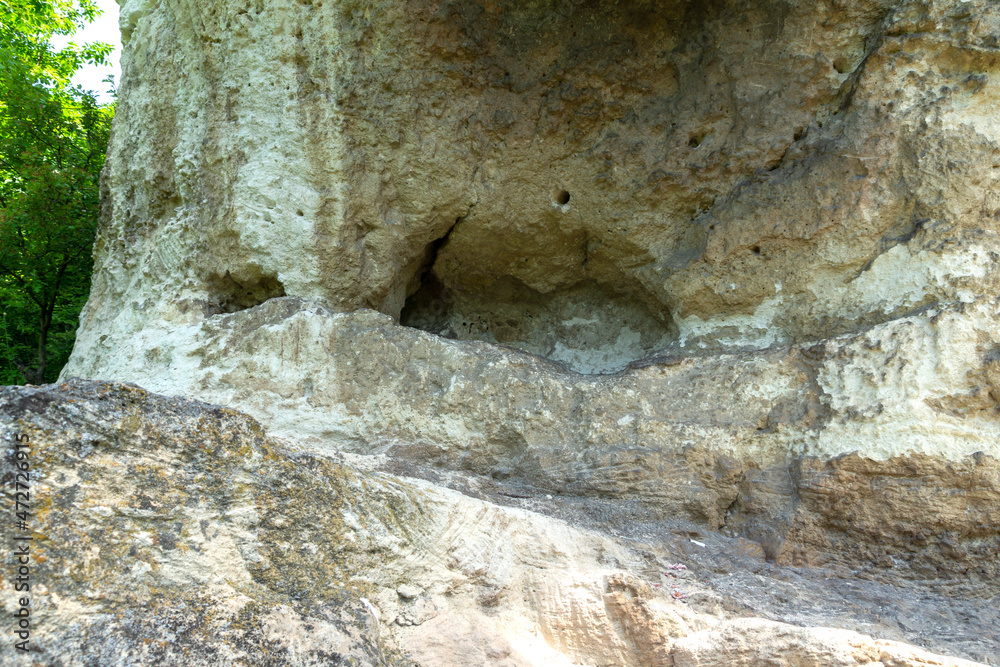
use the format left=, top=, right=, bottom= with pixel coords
left=49, top=0, right=1000, bottom=664
left=75, top=0, right=1000, bottom=372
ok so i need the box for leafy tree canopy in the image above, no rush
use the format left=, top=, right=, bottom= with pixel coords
left=1, top=1, right=112, bottom=81
left=0, top=0, right=114, bottom=384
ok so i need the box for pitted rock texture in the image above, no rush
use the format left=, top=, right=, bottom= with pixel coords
left=50, top=0, right=1000, bottom=663
left=74, top=0, right=1000, bottom=372
left=64, top=0, right=1000, bottom=496
left=0, top=382, right=994, bottom=666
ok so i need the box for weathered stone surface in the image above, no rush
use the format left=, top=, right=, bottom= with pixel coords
left=42, top=0, right=1000, bottom=664
left=63, top=0, right=1000, bottom=514
left=672, top=618, right=986, bottom=667
left=60, top=294, right=1000, bottom=587
left=1, top=382, right=993, bottom=665
left=73, top=0, right=1000, bottom=371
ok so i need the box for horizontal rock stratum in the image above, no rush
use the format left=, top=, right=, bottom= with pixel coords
left=33, top=0, right=1000, bottom=664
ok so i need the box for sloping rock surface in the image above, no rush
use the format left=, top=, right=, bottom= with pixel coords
left=1, top=381, right=995, bottom=665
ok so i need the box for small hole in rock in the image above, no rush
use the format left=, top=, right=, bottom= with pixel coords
left=553, top=190, right=570, bottom=206
left=751, top=245, right=761, bottom=255
left=296, top=210, right=304, bottom=216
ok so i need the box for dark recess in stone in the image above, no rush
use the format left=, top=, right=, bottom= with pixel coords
left=401, top=268, right=678, bottom=374
left=204, top=270, right=286, bottom=316
left=401, top=273, right=456, bottom=338
left=688, top=130, right=709, bottom=148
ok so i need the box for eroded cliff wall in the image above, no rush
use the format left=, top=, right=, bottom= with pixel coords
left=41, top=0, right=1000, bottom=664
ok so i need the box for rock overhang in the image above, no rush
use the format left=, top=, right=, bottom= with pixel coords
left=77, top=0, right=1000, bottom=374
left=64, top=0, right=1000, bottom=471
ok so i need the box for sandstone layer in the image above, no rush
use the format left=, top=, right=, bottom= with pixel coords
left=1, top=381, right=995, bottom=665
left=44, top=0, right=1000, bottom=664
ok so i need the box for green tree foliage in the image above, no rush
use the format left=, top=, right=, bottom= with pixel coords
left=0, top=0, right=114, bottom=384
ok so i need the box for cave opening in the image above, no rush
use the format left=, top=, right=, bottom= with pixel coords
left=203, top=269, right=286, bottom=316
left=400, top=271, right=678, bottom=375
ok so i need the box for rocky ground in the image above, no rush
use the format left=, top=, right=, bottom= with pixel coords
left=384, top=455, right=1000, bottom=665
left=1, top=380, right=995, bottom=665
